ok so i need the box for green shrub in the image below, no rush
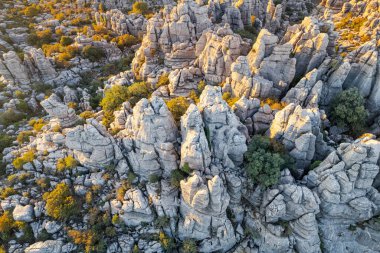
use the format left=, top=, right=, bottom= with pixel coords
left=330, top=88, right=367, bottom=134
left=28, top=118, right=46, bottom=131
left=23, top=5, right=40, bottom=17
left=0, top=133, right=14, bottom=153
left=27, top=29, right=54, bottom=48
left=155, top=216, right=170, bottom=228
left=156, top=73, right=169, bottom=88
left=166, top=96, right=190, bottom=123
left=236, top=25, right=258, bottom=40
left=149, top=174, right=161, bottom=184
left=244, top=136, right=286, bottom=187
left=100, top=82, right=152, bottom=126
left=129, top=2, right=150, bottom=15
left=36, top=177, right=50, bottom=189
left=16, top=131, right=35, bottom=144
left=159, top=231, right=175, bottom=252
left=60, top=36, right=74, bottom=46
left=182, top=239, right=197, bottom=253
left=43, top=183, right=79, bottom=221
left=0, top=109, right=26, bottom=126
left=170, top=169, right=187, bottom=188
left=82, top=45, right=106, bottom=62
left=0, top=187, right=17, bottom=199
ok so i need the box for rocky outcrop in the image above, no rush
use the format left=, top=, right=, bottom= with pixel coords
left=305, top=136, right=380, bottom=252
left=110, top=188, right=154, bottom=227
left=110, top=102, right=132, bottom=131
left=247, top=28, right=278, bottom=74
left=195, top=24, right=249, bottom=84
left=282, top=69, right=323, bottom=108
left=24, top=240, right=63, bottom=253
left=120, top=96, right=179, bottom=179
left=198, top=85, right=247, bottom=170
left=24, top=47, right=58, bottom=83
left=65, top=119, right=127, bottom=171
left=168, top=67, right=201, bottom=96
left=282, top=17, right=330, bottom=81
left=41, top=94, right=80, bottom=128
left=0, top=51, right=30, bottom=85
left=320, top=61, right=351, bottom=108
left=227, top=56, right=281, bottom=99
left=178, top=174, right=236, bottom=252
left=95, top=9, right=147, bottom=38
left=245, top=169, right=321, bottom=253
left=180, top=104, right=211, bottom=172
left=132, top=0, right=212, bottom=79
left=268, top=103, right=328, bottom=177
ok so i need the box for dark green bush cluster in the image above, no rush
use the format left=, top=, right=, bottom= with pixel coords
left=330, top=88, right=367, bottom=134
left=82, top=45, right=106, bottom=62
left=244, top=136, right=288, bottom=187
left=170, top=163, right=192, bottom=188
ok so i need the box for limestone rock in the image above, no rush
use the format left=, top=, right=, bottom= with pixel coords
left=282, top=69, right=323, bottom=108
left=198, top=85, right=247, bottom=169
left=65, top=119, right=126, bottom=170
left=24, top=47, right=58, bottom=83
left=41, top=94, right=80, bottom=128
left=24, top=240, right=63, bottom=253
left=0, top=51, right=30, bottom=85
left=111, top=188, right=154, bottom=227
left=95, top=9, right=147, bottom=37
left=268, top=103, right=327, bottom=176
left=180, top=104, right=211, bottom=172
left=12, top=204, right=34, bottom=222
left=195, top=24, right=249, bottom=84
left=120, top=96, right=179, bottom=179
left=178, top=174, right=236, bottom=252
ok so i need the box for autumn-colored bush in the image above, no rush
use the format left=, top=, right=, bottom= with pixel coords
left=56, top=155, right=78, bottom=172
left=12, top=150, right=35, bottom=169
left=43, top=183, right=79, bottom=221
left=222, top=92, right=239, bottom=107
left=260, top=98, right=287, bottom=111
left=166, top=96, right=190, bottom=123
left=112, top=34, right=140, bottom=49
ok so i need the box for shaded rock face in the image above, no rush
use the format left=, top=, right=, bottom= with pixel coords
left=305, top=136, right=380, bottom=252
left=283, top=68, right=323, bottom=108
left=268, top=103, right=328, bottom=177
left=95, top=10, right=147, bottom=38
left=65, top=119, right=126, bottom=169
left=120, top=96, right=179, bottom=179
left=178, top=174, right=236, bottom=252
left=197, top=85, right=248, bottom=170
left=41, top=94, right=80, bottom=128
